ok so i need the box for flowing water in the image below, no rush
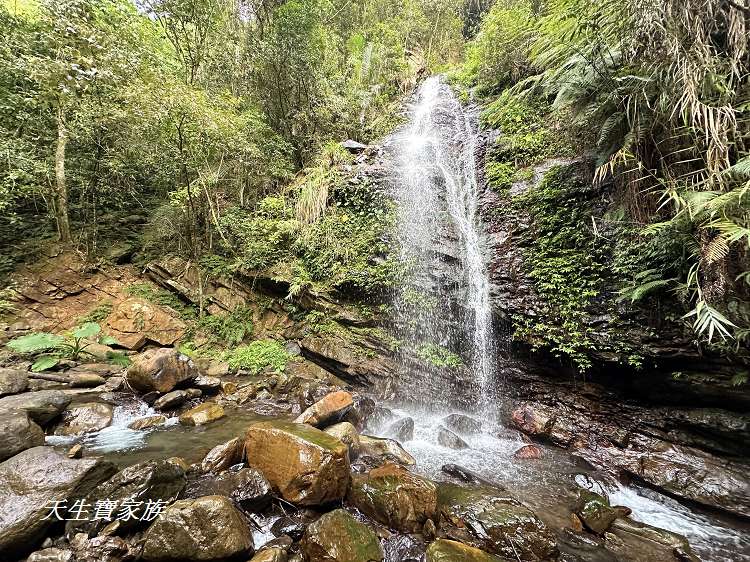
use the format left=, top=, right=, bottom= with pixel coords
left=391, top=76, right=497, bottom=408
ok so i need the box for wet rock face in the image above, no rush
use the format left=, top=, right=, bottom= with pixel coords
left=52, top=402, right=114, bottom=436
left=0, top=409, right=44, bottom=461
left=358, top=435, right=416, bottom=466
left=324, top=421, right=361, bottom=457
left=513, top=444, right=543, bottom=460
left=245, top=420, right=350, bottom=506
left=67, top=458, right=186, bottom=536
left=437, top=427, right=469, bottom=450
left=250, top=547, right=288, bottom=562
left=426, top=539, right=505, bottom=562
left=382, top=534, right=425, bottom=562
left=442, top=413, right=482, bottom=436
left=301, top=509, right=384, bottom=562
left=0, top=389, right=71, bottom=425
left=154, top=389, right=190, bottom=410
left=0, top=446, right=116, bottom=557
left=142, top=495, right=253, bottom=561
left=574, top=490, right=617, bottom=534
left=199, top=437, right=245, bottom=473
left=348, top=463, right=438, bottom=533
left=128, top=414, right=167, bottom=430
left=437, top=483, right=558, bottom=560
left=184, top=467, right=272, bottom=512
left=125, top=347, right=198, bottom=393
left=386, top=417, right=415, bottom=442
left=294, top=390, right=354, bottom=427
left=0, top=368, right=28, bottom=396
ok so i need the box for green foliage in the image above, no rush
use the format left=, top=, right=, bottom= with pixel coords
left=416, top=343, right=463, bottom=368
left=125, top=282, right=196, bottom=320
left=79, top=301, right=113, bottom=323
left=225, top=339, right=290, bottom=374
left=196, top=307, right=254, bottom=346
left=6, top=321, right=120, bottom=371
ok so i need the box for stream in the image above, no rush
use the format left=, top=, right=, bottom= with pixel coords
left=44, top=77, right=750, bottom=561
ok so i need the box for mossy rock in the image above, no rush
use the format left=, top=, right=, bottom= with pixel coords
left=437, top=483, right=557, bottom=560
left=348, top=463, right=438, bottom=532
left=301, top=508, right=384, bottom=562
left=575, top=490, right=617, bottom=534
left=426, top=539, right=505, bottom=562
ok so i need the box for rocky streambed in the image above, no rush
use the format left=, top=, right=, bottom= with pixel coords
left=1, top=346, right=748, bottom=562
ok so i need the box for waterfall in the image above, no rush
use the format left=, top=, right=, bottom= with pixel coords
left=391, top=75, right=496, bottom=408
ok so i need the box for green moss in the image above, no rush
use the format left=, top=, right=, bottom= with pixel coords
left=79, top=301, right=113, bottom=324
left=225, top=339, right=290, bottom=374
left=416, top=343, right=463, bottom=368
left=125, top=282, right=197, bottom=320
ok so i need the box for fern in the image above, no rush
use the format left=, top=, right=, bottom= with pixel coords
left=683, top=300, right=736, bottom=342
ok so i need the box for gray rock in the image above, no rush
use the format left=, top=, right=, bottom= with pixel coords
left=26, top=548, right=74, bottom=562
left=359, top=435, right=415, bottom=465
left=184, top=468, right=272, bottom=512
left=0, top=390, right=71, bottom=426
left=125, top=348, right=198, bottom=393
left=443, top=413, right=482, bottom=435
left=0, top=409, right=44, bottom=461
left=0, top=368, right=28, bottom=396
left=387, top=417, right=415, bottom=442
left=52, top=402, right=114, bottom=436
left=0, top=446, right=116, bottom=557
left=154, top=390, right=189, bottom=410
left=193, top=375, right=221, bottom=393
left=438, top=427, right=469, bottom=449
left=341, top=139, right=369, bottom=153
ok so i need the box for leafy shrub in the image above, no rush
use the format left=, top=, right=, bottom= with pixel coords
left=125, top=282, right=196, bottom=320
left=6, top=322, right=121, bottom=371
left=225, top=339, right=290, bottom=374
left=196, top=307, right=254, bottom=346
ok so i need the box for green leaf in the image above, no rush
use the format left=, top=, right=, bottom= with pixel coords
left=7, top=332, right=65, bottom=354
left=98, top=335, right=119, bottom=346
left=106, top=351, right=131, bottom=367
left=71, top=322, right=101, bottom=340
left=31, top=355, right=60, bottom=372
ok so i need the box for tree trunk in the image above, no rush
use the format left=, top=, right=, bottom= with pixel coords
left=55, top=106, right=72, bottom=243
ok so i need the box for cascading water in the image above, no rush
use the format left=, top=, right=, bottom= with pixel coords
left=391, top=75, right=497, bottom=408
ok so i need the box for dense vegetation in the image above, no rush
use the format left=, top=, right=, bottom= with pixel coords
left=459, top=0, right=749, bottom=369
left=1, top=0, right=748, bottom=371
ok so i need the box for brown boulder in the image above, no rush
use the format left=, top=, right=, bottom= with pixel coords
left=0, top=368, right=28, bottom=396
left=0, top=410, right=44, bottom=461
left=106, top=297, right=186, bottom=350
left=426, top=539, right=504, bottom=562
left=200, top=437, right=245, bottom=473
left=324, top=421, right=361, bottom=457
left=128, top=415, right=167, bottom=430
left=245, top=420, right=350, bottom=505
left=126, top=348, right=198, bottom=393
left=294, top=390, right=354, bottom=427
left=348, top=463, right=438, bottom=532
left=179, top=402, right=225, bottom=426
left=513, top=445, right=543, bottom=460
left=53, top=402, right=113, bottom=436
left=142, top=495, right=253, bottom=561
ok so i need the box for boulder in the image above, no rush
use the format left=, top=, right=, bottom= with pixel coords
left=607, top=516, right=699, bottom=562
left=387, top=417, right=415, bottom=442
left=0, top=390, right=70, bottom=425
left=184, top=467, right=272, bottom=512
left=348, top=463, right=438, bottom=532
left=294, top=390, right=353, bottom=428
left=324, top=421, right=361, bottom=457
left=67, top=458, right=186, bottom=535
left=341, top=139, right=369, bottom=153
left=0, top=368, right=28, bottom=396
left=382, top=534, right=425, bottom=562
left=0, top=447, right=115, bottom=557
left=179, top=402, right=225, bottom=426
left=426, top=539, right=504, bottom=562
left=245, top=420, right=350, bottom=506
left=126, top=348, right=197, bottom=393
left=301, top=509, right=383, bottom=562
left=271, top=516, right=307, bottom=541
left=142, top=495, right=253, bottom=561
left=128, top=415, right=167, bottom=430
left=574, top=490, right=617, bottom=535
left=437, top=483, right=557, bottom=560
left=106, top=297, right=186, bottom=350
left=200, top=437, right=245, bottom=473
left=194, top=375, right=222, bottom=393
left=437, top=427, right=469, bottom=450
left=26, top=548, right=74, bottom=562
left=343, top=394, right=376, bottom=430
left=0, top=410, right=44, bottom=461
left=359, top=435, right=415, bottom=465
left=52, top=402, right=114, bottom=436
left=443, top=413, right=482, bottom=436
left=154, top=390, right=190, bottom=410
